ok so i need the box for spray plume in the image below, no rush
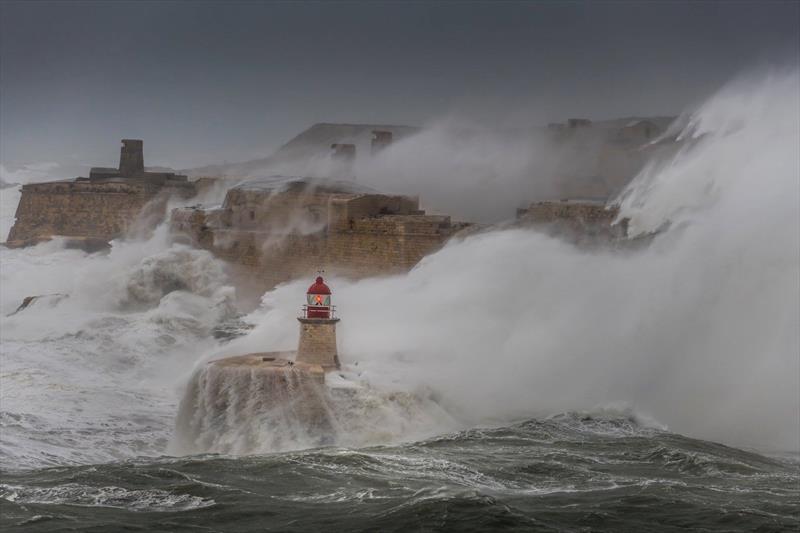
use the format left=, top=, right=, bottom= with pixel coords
left=225, top=69, right=799, bottom=452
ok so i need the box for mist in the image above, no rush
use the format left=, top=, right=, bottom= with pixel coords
left=357, top=120, right=571, bottom=222
left=214, top=68, right=800, bottom=452
left=1, top=67, right=797, bottom=471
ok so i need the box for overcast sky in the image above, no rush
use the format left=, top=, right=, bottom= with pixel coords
left=1, top=1, right=797, bottom=169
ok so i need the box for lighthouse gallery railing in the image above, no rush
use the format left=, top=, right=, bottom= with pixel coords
left=300, top=304, right=336, bottom=319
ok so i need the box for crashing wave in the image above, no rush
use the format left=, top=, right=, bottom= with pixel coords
left=121, top=247, right=230, bottom=308
left=172, top=363, right=455, bottom=456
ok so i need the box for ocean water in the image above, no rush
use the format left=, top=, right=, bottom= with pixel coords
left=1, top=70, right=799, bottom=531
left=3, top=415, right=798, bottom=532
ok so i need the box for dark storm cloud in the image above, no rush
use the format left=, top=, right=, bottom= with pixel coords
left=1, top=0, right=797, bottom=168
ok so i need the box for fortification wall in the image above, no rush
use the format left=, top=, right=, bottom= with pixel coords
left=219, top=190, right=420, bottom=234
left=7, top=178, right=199, bottom=247
left=517, top=201, right=628, bottom=242
left=171, top=197, right=462, bottom=298
left=222, top=189, right=333, bottom=231
left=212, top=230, right=329, bottom=291
left=173, top=220, right=456, bottom=295
left=522, top=202, right=619, bottom=224
left=326, top=215, right=454, bottom=276
left=6, top=136, right=200, bottom=248
left=7, top=181, right=159, bottom=245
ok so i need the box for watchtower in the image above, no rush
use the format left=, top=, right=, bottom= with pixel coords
left=371, top=130, right=393, bottom=154
left=119, top=139, right=144, bottom=176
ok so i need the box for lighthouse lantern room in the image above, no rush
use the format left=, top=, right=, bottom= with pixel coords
left=304, top=276, right=334, bottom=319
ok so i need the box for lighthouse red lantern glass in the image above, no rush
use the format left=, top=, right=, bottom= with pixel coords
left=304, top=276, right=334, bottom=319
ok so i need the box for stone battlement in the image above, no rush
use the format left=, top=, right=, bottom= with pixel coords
left=516, top=200, right=628, bottom=243
left=171, top=176, right=469, bottom=299
left=89, top=139, right=188, bottom=183
left=6, top=140, right=200, bottom=247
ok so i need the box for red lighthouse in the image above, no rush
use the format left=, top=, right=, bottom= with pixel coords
left=304, top=276, right=333, bottom=319
left=297, top=275, right=340, bottom=370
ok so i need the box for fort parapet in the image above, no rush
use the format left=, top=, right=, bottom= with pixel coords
left=171, top=176, right=469, bottom=298
left=6, top=139, right=199, bottom=247
left=516, top=200, right=629, bottom=243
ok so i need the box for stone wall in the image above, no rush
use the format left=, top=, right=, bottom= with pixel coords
left=6, top=179, right=197, bottom=247
left=8, top=181, right=154, bottom=245
left=296, top=319, right=340, bottom=369
left=221, top=188, right=330, bottom=232
left=517, top=201, right=628, bottom=243
left=326, top=215, right=454, bottom=276
left=171, top=185, right=466, bottom=299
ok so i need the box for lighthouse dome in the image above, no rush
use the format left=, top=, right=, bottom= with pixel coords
left=307, top=276, right=331, bottom=295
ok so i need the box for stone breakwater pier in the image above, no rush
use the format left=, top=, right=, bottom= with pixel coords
left=174, top=276, right=343, bottom=451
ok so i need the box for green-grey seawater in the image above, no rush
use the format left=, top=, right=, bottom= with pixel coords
left=2, top=413, right=798, bottom=532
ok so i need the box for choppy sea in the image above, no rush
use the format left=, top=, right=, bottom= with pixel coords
left=3, top=414, right=798, bottom=532
left=2, top=70, right=800, bottom=531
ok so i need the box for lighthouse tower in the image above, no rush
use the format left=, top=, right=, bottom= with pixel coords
left=296, top=276, right=340, bottom=370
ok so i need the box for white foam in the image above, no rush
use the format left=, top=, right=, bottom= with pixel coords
left=0, top=483, right=215, bottom=512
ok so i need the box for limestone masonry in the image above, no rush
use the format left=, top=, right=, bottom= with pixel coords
left=517, top=200, right=628, bottom=243
left=6, top=140, right=198, bottom=247
left=297, top=319, right=341, bottom=369
left=171, top=176, right=471, bottom=296
left=7, top=119, right=671, bottom=289
left=177, top=352, right=331, bottom=450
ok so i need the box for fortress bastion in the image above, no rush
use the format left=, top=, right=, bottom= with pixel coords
left=6, top=139, right=202, bottom=248
left=171, top=176, right=471, bottom=299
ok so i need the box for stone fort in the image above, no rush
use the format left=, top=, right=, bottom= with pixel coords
left=171, top=176, right=470, bottom=300
left=6, top=119, right=661, bottom=296
left=7, top=139, right=198, bottom=247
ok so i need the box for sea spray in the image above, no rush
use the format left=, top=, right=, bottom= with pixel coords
left=122, top=247, right=233, bottom=309
left=174, top=363, right=330, bottom=454
left=1, top=70, right=797, bottom=472
left=172, top=362, right=456, bottom=455
left=0, top=211, right=237, bottom=469
left=231, top=69, right=800, bottom=452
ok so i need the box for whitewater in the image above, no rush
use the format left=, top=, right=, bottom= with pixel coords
left=1, top=70, right=798, bottom=530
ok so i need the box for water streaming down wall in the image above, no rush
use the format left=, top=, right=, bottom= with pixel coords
left=174, top=362, right=331, bottom=454
left=172, top=358, right=458, bottom=456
